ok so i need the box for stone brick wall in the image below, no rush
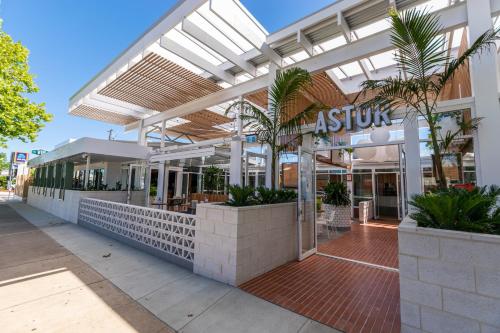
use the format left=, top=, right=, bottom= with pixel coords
left=399, top=217, right=500, bottom=333
left=194, top=202, right=297, bottom=286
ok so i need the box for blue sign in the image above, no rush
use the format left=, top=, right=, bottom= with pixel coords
left=14, top=152, right=28, bottom=163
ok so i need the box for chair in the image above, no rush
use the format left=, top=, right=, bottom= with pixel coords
left=323, top=205, right=339, bottom=239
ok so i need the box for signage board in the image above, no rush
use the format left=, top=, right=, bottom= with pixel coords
left=31, top=149, right=48, bottom=155
left=14, top=152, right=28, bottom=163
left=315, top=105, right=391, bottom=134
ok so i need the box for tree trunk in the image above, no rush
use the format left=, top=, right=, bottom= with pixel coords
left=428, top=120, right=448, bottom=189
left=271, top=148, right=276, bottom=190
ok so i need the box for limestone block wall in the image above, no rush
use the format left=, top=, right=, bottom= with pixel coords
left=399, top=217, right=500, bottom=333
left=194, top=202, right=297, bottom=286
left=27, top=186, right=145, bottom=223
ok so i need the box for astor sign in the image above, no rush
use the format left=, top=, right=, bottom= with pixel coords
left=315, top=105, right=391, bottom=134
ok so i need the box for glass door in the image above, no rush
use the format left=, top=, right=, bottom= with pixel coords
left=297, top=146, right=316, bottom=261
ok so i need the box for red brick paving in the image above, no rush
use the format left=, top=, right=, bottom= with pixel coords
left=318, top=221, right=399, bottom=269
left=240, top=255, right=400, bottom=333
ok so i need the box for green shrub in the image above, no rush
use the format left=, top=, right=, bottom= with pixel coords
left=226, top=185, right=298, bottom=207
left=276, top=188, right=297, bottom=202
left=226, top=185, right=256, bottom=206
left=410, top=186, right=500, bottom=235
left=149, top=185, right=157, bottom=197
left=323, top=181, right=351, bottom=206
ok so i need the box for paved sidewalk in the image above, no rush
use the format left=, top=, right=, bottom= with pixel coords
left=1, top=194, right=339, bottom=333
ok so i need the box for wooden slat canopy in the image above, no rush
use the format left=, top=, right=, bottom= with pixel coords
left=71, top=105, right=137, bottom=125
left=99, top=53, right=222, bottom=111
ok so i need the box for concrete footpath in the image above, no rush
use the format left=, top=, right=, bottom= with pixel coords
left=0, top=193, right=339, bottom=333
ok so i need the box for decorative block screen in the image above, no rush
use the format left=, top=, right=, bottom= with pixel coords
left=78, top=198, right=196, bottom=265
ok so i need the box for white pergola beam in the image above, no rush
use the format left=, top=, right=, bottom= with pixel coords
left=137, top=1, right=468, bottom=128
left=358, top=59, right=373, bottom=80
left=337, top=12, right=352, bottom=42
left=209, top=0, right=282, bottom=66
left=325, top=69, right=351, bottom=95
left=69, top=0, right=207, bottom=106
left=160, top=36, right=235, bottom=84
left=76, top=97, right=147, bottom=119
left=89, top=94, right=158, bottom=116
left=181, top=18, right=257, bottom=76
left=297, top=30, right=314, bottom=56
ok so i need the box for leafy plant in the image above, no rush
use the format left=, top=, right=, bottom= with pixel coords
left=255, top=187, right=279, bottom=204
left=323, top=181, right=351, bottom=206
left=226, top=67, right=325, bottom=189
left=226, top=185, right=256, bottom=207
left=226, top=185, right=297, bottom=206
left=0, top=26, right=52, bottom=147
left=276, top=188, right=297, bottom=202
left=356, top=7, right=499, bottom=189
left=203, top=165, right=224, bottom=193
left=410, top=186, right=500, bottom=234
left=254, top=186, right=297, bottom=204
left=149, top=185, right=157, bottom=197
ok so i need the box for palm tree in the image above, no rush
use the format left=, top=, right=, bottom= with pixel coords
left=357, top=7, right=498, bottom=189
left=226, top=67, right=322, bottom=189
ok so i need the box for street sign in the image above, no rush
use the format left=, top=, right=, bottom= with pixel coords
left=31, top=149, right=48, bottom=155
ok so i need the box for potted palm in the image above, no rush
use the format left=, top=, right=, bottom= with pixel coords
left=226, top=67, right=323, bottom=189
left=322, top=181, right=351, bottom=229
left=357, top=7, right=498, bottom=189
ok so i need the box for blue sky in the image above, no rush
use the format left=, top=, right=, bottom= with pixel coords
left=0, top=0, right=334, bottom=160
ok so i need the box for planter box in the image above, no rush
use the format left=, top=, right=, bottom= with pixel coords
left=194, top=202, right=297, bottom=286
left=323, top=204, right=351, bottom=229
left=399, top=217, right=500, bottom=333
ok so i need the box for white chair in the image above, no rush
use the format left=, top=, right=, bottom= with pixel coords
left=323, top=205, right=339, bottom=239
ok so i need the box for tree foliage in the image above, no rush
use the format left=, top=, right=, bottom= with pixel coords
left=0, top=152, right=9, bottom=172
left=0, top=26, right=52, bottom=147
left=357, top=7, right=499, bottom=189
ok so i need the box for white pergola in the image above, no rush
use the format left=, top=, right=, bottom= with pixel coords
left=69, top=0, right=500, bottom=194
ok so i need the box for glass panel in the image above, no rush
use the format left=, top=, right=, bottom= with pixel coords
left=298, top=147, right=316, bottom=260
left=353, top=173, right=373, bottom=207
left=375, top=173, right=399, bottom=219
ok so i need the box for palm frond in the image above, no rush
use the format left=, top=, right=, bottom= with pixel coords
left=390, top=7, right=448, bottom=79
left=269, top=67, right=313, bottom=119
left=437, top=27, right=499, bottom=90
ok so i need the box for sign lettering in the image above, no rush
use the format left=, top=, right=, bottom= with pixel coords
left=315, top=105, right=391, bottom=134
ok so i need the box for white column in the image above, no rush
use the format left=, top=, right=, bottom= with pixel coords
left=467, top=0, right=500, bottom=186
left=255, top=171, right=259, bottom=188
left=137, top=119, right=147, bottom=146
left=84, top=154, right=91, bottom=190
left=156, top=162, right=165, bottom=203
left=229, top=97, right=243, bottom=186
left=404, top=115, right=422, bottom=205
left=175, top=170, right=183, bottom=197
left=160, top=119, right=166, bottom=149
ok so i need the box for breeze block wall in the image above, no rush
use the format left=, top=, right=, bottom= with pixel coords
left=398, top=217, right=500, bottom=333
left=194, top=202, right=297, bottom=286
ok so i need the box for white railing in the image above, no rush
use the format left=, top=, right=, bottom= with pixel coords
left=78, top=198, right=196, bottom=264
